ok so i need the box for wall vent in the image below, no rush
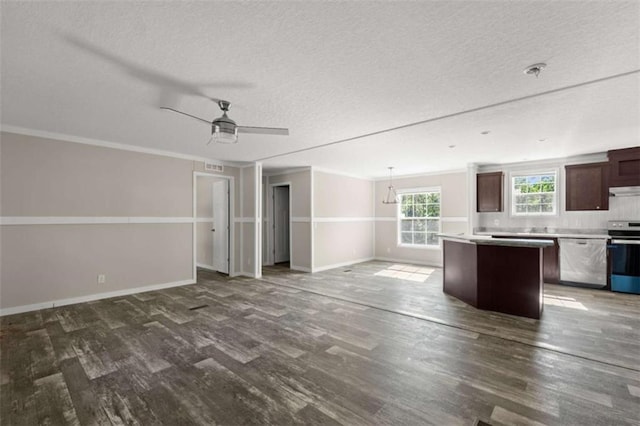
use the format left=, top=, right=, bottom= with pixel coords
left=205, top=162, right=224, bottom=173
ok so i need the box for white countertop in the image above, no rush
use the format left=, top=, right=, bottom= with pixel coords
left=475, top=231, right=610, bottom=239
left=438, top=233, right=555, bottom=248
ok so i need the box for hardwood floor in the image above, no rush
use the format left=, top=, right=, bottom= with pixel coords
left=1, top=261, right=639, bottom=425
left=266, top=262, right=640, bottom=371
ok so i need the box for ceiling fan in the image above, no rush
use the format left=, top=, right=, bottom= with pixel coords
left=161, top=99, right=289, bottom=145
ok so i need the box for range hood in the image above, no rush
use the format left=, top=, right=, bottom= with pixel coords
left=609, top=186, right=640, bottom=197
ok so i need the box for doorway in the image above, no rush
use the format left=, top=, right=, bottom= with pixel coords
left=272, top=184, right=291, bottom=265
left=194, top=173, right=233, bottom=277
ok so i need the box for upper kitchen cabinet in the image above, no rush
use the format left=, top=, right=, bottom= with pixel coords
left=608, top=147, right=640, bottom=187
left=477, top=172, right=503, bottom=212
left=565, top=162, right=609, bottom=211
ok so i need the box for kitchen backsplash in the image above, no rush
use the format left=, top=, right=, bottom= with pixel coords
left=477, top=195, right=640, bottom=231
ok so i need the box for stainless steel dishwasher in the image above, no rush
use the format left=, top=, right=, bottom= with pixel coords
left=558, top=238, right=607, bottom=288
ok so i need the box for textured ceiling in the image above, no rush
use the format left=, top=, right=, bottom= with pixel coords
left=1, top=1, right=638, bottom=178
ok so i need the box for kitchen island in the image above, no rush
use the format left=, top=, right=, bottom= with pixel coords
left=439, top=234, right=554, bottom=319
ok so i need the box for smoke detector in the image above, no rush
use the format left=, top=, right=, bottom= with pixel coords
left=523, top=63, right=546, bottom=78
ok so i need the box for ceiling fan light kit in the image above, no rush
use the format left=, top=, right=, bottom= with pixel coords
left=209, top=125, right=238, bottom=144
left=209, top=101, right=238, bottom=144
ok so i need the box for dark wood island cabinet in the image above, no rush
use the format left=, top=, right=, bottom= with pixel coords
left=440, top=234, right=554, bottom=319
left=493, top=236, right=560, bottom=283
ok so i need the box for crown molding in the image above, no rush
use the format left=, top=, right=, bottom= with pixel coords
left=0, top=124, right=239, bottom=166
left=477, top=152, right=608, bottom=172
left=263, top=166, right=312, bottom=177
left=311, top=166, right=373, bottom=181
left=372, top=168, right=468, bottom=181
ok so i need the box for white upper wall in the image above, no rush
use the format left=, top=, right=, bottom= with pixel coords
left=375, top=171, right=468, bottom=218
left=313, top=170, right=374, bottom=218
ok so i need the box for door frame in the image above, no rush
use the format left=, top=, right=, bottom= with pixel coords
left=193, top=172, right=235, bottom=278
left=269, top=182, right=292, bottom=266
left=211, top=179, right=230, bottom=274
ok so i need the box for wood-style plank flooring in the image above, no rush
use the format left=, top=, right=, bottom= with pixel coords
left=1, top=261, right=639, bottom=425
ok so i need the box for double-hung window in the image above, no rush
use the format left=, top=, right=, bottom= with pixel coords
left=398, top=189, right=441, bottom=247
left=511, top=171, right=557, bottom=215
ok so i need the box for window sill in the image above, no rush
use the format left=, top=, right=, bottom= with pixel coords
left=397, top=243, right=441, bottom=250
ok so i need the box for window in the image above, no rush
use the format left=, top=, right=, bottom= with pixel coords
left=398, top=189, right=441, bottom=247
left=511, top=171, right=557, bottom=215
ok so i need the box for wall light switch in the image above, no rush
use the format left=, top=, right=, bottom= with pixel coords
left=97, top=274, right=106, bottom=284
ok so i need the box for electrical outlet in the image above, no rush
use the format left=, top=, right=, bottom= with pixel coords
left=97, top=274, right=106, bottom=284
left=387, top=247, right=391, bottom=253
left=493, top=219, right=500, bottom=226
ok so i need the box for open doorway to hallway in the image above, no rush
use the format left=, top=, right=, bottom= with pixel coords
left=270, top=183, right=291, bottom=269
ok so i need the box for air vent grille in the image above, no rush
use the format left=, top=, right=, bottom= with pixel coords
left=204, top=162, right=224, bottom=173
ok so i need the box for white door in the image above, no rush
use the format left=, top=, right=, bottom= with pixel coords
left=274, top=186, right=290, bottom=263
left=212, top=180, right=229, bottom=274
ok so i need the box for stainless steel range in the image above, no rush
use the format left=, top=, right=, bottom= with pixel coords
left=608, top=220, right=640, bottom=294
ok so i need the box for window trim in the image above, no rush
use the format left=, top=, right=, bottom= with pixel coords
left=396, top=186, right=442, bottom=249
left=508, top=169, right=559, bottom=217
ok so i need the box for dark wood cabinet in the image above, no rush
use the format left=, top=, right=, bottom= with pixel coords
left=540, top=238, right=560, bottom=284
left=443, top=239, right=545, bottom=319
left=565, top=162, right=609, bottom=211
left=608, top=147, right=640, bottom=187
left=493, top=236, right=559, bottom=284
left=477, top=172, right=503, bottom=212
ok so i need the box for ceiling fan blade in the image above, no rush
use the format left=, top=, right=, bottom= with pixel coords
left=161, top=107, right=211, bottom=125
left=237, top=126, right=289, bottom=136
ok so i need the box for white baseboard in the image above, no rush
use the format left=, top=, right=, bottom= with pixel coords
left=196, top=263, right=216, bottom=270
left=374, top=256, right=442, bottom=268
left=0, top=279, right=195, bottom=317
left=290, top=265, right=312, bottom=273
left=312, top=257, right=375, bottom=273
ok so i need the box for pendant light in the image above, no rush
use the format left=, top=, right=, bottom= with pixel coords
left=382, top=167, right=399, bottom=204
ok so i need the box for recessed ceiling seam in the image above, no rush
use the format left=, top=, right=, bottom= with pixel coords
left=254, top=69, right=640, bottom=162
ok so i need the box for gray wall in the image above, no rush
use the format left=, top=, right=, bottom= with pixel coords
left=312, top=170, right=374, bottom=271
left=238, top=164, right=261, bottom=277
left=0, top=131, right=245, bottom=313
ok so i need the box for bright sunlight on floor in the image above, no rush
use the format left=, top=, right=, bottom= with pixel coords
left=543, top=294, right=588, bottom=311
left=374, top=264, right=436, bottom=283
